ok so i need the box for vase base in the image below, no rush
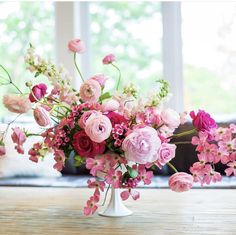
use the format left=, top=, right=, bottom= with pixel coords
left=98, top=208, right=133, bottom=217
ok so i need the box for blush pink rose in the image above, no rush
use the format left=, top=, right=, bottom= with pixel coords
left=33, top=106, right=51, bottom=127
left=161, top=108, right=180, bottom=129
left=29, top=83, right=47, bottom=102
left=78, top=110, right=101, bottom=129
left=168, top=172, right=193, bottom=192
left=3, top=95, right=31, bottom=114
left=85, top=114, right=112, bottom=143
left=122, top=126, right=161, bottom=164
left=102, top=99, right=120, bottom=112
left=90, top=74, right=108, bottom=86
left=157, top=143, right=176, bottom=166
left=80, top=79, right=101, bottom=103
left=68, top=39, right=85, bottom=53
left=102, top=54, right=116, bottom=64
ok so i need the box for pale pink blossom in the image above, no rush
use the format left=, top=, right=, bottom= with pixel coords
left=225, top=161, right=236, bottom=176
left=78, top=110, right=101, bottom=129
left=3, top=95, right=31, bottom=114
left=190, top=162, right=206, bottom=183
left=102, top=54, right=116, bottom=64
left=68, top=39, right=85, bottom=53
left=83, top=196, right=98, bottom=216
left=168, top=172, right=193, bottom=192
left=90, top=74, right=108, bottom=86
left=121, top=189, right=140, bottom=201
left=102, top=99, right=120, bottom=112
left=33, top=106, right=51, bottom=127
left=230, top=124, right=236, bottom=134
left=180, top=111, right=188, bottom=125
left=161, top=108, right=180, bottom=129
left=105, top=169, right=122, bottom=188
left=85, top=114, right=112, bottom=143
left=86, top=158, right=105, bottom=176
left=138, top=165, right=153, bottom=185
left=80, top=79, right=101, bottom=103
left=11, top=127, right=26, bottom=154
left=191, top=131, right=209, bottom=152
left=156, top=143, right=176, bottom=167
left=202, top=164, right=222, bottom=185
left=122, top=126, right=161, bottom=164
left=87, top=178, right=105, bottom=192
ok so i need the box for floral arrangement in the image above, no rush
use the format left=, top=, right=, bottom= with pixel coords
left=0, top=39, right=236, bottom=216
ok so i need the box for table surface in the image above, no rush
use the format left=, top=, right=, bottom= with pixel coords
left=0, top=187, right=235, bottom=235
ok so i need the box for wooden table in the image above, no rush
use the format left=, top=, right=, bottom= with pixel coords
left=0, top=187, right=235, bottom=235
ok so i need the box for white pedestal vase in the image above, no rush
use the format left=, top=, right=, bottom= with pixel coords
left=99, top=187, right=133, bottom=217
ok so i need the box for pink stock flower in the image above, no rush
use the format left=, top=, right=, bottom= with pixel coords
left=225, top=161, right=236, bottom=177
left=86, top=157, right=105, bottom=176
left=0, top=144, right=6, bottom=156
left=72, top=131, right=105, bottom=158
left=121, top=189, right=140, bottom=201
left=105, top=169, right=122, bottom=188
left=168, top=172, right=193, bottom=192
left=157, top=143, right=176, bottom=167
left=29, top=83, right=47, bottom=102
left=161, top=108, right=180, bottom=129
left=11, top=127, right=26, bottom=154
left=102, top=99, right=120, bottom=112
left=102, top=54, right=116, bottom=64
left=68, top=39, right=85, bottom=53
left=90, top=74, right=108, bottom=87
left=190, top=110, right=217, bottom=132
left=83, top=196, right=98, bottom=216
left=85, top=114, right=112, bottom=143
left=78, top=110, right=101, bottom=129
left=79, top=79, right=101, bottom=103
left=33, top=106, right=51, bottom=127
left=3, top=95, right=31, bottom=114
left=122, top=126, right=161, bottom=164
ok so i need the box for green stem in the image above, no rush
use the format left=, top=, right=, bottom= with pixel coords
left=111, top=63, right=121, bottom=91
left=73, top=53, right=84, bottom=82
left=102, top=184, right=111, bottom=206
left=167, top=162, right=178, bottom=173
left=172, top=141, right=192, bottom=145
left=170, top=128, right=196, bottom=139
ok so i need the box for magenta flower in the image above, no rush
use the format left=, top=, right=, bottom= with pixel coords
left=190, top=110, right=217, bottom=132
left=83, top=196, right=98, bottom=216
left=68, top=39, right=85, bottom=53
left=86, top=158, right=105, bottom=176
left=102, top=54, right=116, bottom=64
left=168, top=172, right=193, bottom=192
left=29, top=83, right=47, bottom=103
left=105, top=169, right=122, bottom=188
left=11, top=127, right=26, bottom=154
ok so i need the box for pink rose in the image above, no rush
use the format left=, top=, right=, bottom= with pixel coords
left=33, top=106, right=51, bottom=127
left=122, top=126, right=161, bottom=164
left=102, top=99, right=120, bottom=112
left=168, top=172, right=193, bottom=192
left=72, top=131, right=105, bottom=158
left=11, top=127, right=26, bottom=154
left=102, top=54, right=116, bottom=64
left=78, top=110, right=101, bottom=129
left=29, top=83, right=47, bottom=102
left=157, top=143, right=176, bottom=166
left=190, top=110, right=217, bottom=132
left=85, top=114, right=112, bottom=143
left=3, top=95, right=31, bottom=114
left=68, top=39, right=85, bottom=53
left=161, top=108, right=180, bottom=129
left=105, top=111, right=128, bottom=127
left=80, top=79, right=101, bottom=103
left=90, top=74, right=108, bottom=86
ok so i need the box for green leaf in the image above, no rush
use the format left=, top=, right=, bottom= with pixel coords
left=74, top=155, right=84, bottom=167
left=127, top=165, right=138, bottom=178
left=34, top=71, right=40, bottom=77
left=99, top=92, right=112, bottom=101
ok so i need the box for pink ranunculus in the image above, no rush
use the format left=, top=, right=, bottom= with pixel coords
left=72, top=131, right=105, bottom=158
left=68, top=39, right=85, bottom=53
left=85, top=114, right=112, bottom=143
left=78, top=110, right=101, bottom=129
left=168, top=172, right=193, bottom=192
left=105, top=111, right=128, bottom=127
left=33, top=106, right=51, bottom=127
left=0, top=144, right=6, bottom=156
left=90, top=74, right=108, bottom=87
left=79, top=79, right=101, bottom=103
left=29, top=83, right=47, bottom=102
left=3, top=95, right=31, bottom=114
left=161, top=108, right=180, bottom=129
left=190, top=110, right=217, bottom=132
left=102, top=54, right=116, bottom=64
left=11, top=127, right=26, bottom=154
left=157, top=143, right=176, bottom=166
left=122, top=126, right=161, bottom=164
left=102, top=99, right=120, bottom=112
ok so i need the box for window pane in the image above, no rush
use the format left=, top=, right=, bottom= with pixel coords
left=0, top=2, right=55, bottom=117
left=90, top=2, right=162, bottom=93
left=182, top=2, right=236, bottom=116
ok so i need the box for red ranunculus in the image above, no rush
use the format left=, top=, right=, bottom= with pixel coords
left=106, top=111, right=128, bottom=127
left=72, top=131, right=105, bottom=158
left=29, top=83, right=47, bottom=102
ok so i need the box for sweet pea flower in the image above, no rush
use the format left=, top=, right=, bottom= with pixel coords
left=90, top=74, right=108, bottom=87
left=161, top=108, right=180, bottom=129
left=11, top=127, right=26, bottom=154
left=79, top=79, right=101, bottom=103
left=29, top=83, right=47, bottom=102
left=83, top=196, right=99, bottom=216
left=168, top=172, right=193, bottom=192
left=102, top=54, right=116, bottom=64
left=68, top=39, right=85, bottom=53
left=105, top=169, right=122, bottom=188
left=33, top=106, right=51, bottom=127
left=3, top=95, right=31, bottom=114
left=122, top=126, right=161, bottom=164
left=85, top=114, right=112, bottom=143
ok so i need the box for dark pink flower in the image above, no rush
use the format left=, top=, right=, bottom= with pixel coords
left=106, top=111, right=128, bottom=127
left=29, top=83, right=47, bottom=102
left=102, top=54, right=116, bottom=64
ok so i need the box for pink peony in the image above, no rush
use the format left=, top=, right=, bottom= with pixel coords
left=68, top=39, right=85, bottom=53
left=72, top=131, right=105, bottom=158
left=122, top=126, right=161, bottom=164
left=85, top=114, right=112, bottom=143
left=157, top=143, right=176, bottom=166
left=190, top=110, right=217, bottom=132
left=168, top=172, right=193, bottom=192
left=161, top=108, right=180, bottom=129
left=102, top=54, right=116, bottom=64
left=78, top=110, right=101, bottom=129
left=11, top=127, right=26, bottom=154
left=102, top=99, right=120, bottom=112
left=3, top=95, right=31, bottom=114
left=90, top=74, right=108, bottom=86
left=29, top=83, right=47, bottom=102
left=79, top=79, right=101, bottom=103
left=33, top=106, right=51, bottom=127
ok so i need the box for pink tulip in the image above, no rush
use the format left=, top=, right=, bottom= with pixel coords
left=169, top=172, right=193, bottom=192
left=68, top=39, right=85, bottom=53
